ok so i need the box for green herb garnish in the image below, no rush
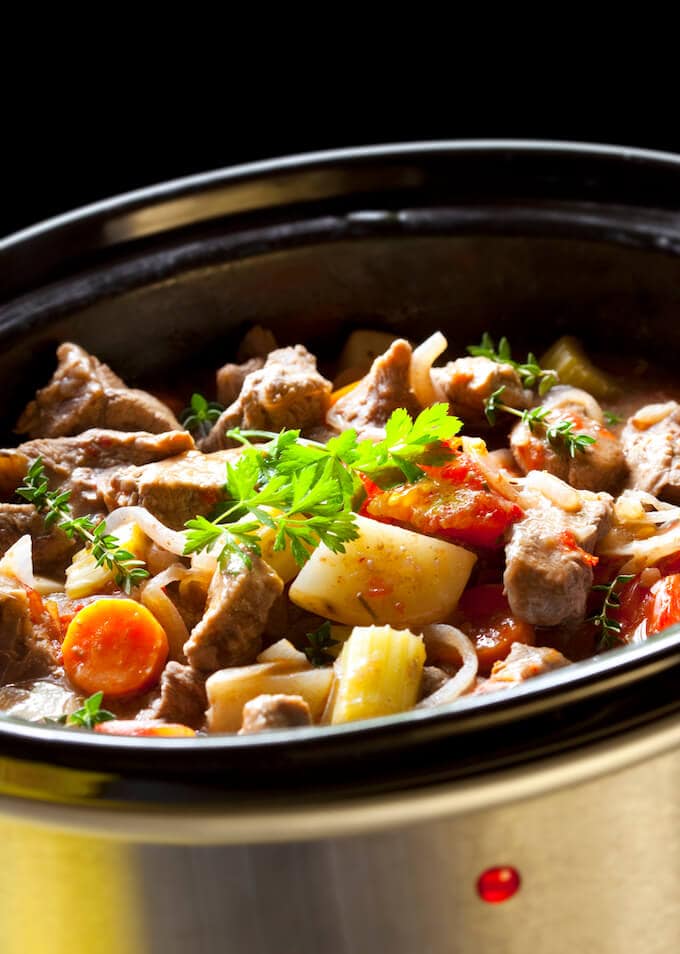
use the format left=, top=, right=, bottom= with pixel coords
left=603, top=410, right=622, bottom=426
left=63, top=691, right=115, bottom=730
left=588, top=573, right=635, bottom=650
left=180, top=392, right=224, bottom=438
left=184, top=404, right=463, bottom=570
left=304, top=620, right=339, bottom=666
left=468, top=332, right=558, bottom=396
left=484, top=387, right=597, bottom=457
left=17, top=458, right=149, bottom=592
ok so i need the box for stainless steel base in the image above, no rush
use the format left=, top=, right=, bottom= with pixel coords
left=2, top=719, right=678, bottom=954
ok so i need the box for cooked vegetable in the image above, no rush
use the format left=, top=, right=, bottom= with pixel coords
left=541, top=336, right=620, bottom=401
left=95, top=720, right=196, bottom=737
left=417, top=625, right=478, bottom=708
left=140, top=564, right=192, bottom=661
left=289, top=513, right=476, bottom=627
left=17, top=459, right=149, bottom=592
left=645, top=573, right=680, bottom=636
left=409, top=331, right=448, bottom=406
left=206, top=662, right=333, bottom=732
left=329, top=625, right=425, bottom=724
left=457, top=585, right=535, bottom=675
left=65, top=522, right=146, bottom=599
left=62, top=598, right=169, bottom=698
left=337, top=329, right=398, bottom=374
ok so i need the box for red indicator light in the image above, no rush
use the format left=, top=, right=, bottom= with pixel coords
left=476, top=866, right=521, bottom=903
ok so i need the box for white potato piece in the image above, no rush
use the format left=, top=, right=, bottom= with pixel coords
left=256, top=639, right=308, bottom=669
left=337, top=329, right=399, bottom=375
left=206, top=662, right=333, bottom=732
left=289, top=514, right=476, bottom=628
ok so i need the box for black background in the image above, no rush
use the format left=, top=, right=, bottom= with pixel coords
left=4, top=73, right=678, bottom=239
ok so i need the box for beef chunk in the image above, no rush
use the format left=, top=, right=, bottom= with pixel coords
left=0, top=576, right=61, bottom=682
left=184, top=557, right=284, bottom=672
left=475, top=643, right=570, bottom=693
left=504, top=486, right=613, bottom=626
left=216, top=357, right=264, bottom=407
left=510, top=387, right=627, bottom=493
left=431, top=355, right=531, bottom=428
left=239, top=693, right=312, bottom=733
left=103, top=448, right=241, bottom=530
left=620, top=401, right=680, bottom=502
left=202, top=346, right=332, bottom=451
left=17, top=342, right=180, bottom=438
left=0, top=429, right=195, bottom=515
left=328, top=339, right=421, bottom=439
left=0, top=504, right=76, bottom=577
left=143, top=662, right=207, bottom=729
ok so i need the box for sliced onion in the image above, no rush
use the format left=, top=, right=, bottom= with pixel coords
left=140, top=564, right=191, bottom=662
left=520, top=470, right=582, bottom=513
left=544, top=385, right=604, bottom=423
left=473, top=449, right=522, bottom=503
left=417, top=624, right=478, bottom=709
left=0, top=534, right=37, bottom=588
left=409, top=331, right=448, bottom=406
left=104, top=507, right=187, bottom=556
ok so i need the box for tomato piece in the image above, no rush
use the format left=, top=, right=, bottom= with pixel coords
left=457, top=584, right=535, bottom=675
left=365, top=454, right=523, bottom=549
left=95, top=720, right=195, bottom=737
left=645, top=574, right=680, bottom=636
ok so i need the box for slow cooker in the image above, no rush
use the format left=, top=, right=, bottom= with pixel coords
left=1, top=142, right=680, bottom=954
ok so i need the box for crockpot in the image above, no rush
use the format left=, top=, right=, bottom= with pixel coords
left=2, top=142, right=680, bottom=954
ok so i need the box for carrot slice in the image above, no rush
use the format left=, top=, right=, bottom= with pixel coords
left=62, top=598, right=168, bottom=699
left=95, top=720, right=195, bottom=737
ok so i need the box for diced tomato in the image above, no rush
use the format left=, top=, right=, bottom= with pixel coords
left=656, top=551, right=680, bottom=578
left=457, top=584, right=535, bottom=675
left=645, top=573, right=680, bottom=636
left=365, top=453, right=523, bottom=550
left=95, top=720, right=196, bottom=737
left=560, top=530, right=599, bottom=567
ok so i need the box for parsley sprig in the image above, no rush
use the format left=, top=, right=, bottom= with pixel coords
left=484, top=387, right=597, bottom=458
left=468, top=333, right=558, bottom=397
left=17, top=458, right=149, bottom=592
left=184, top=404, right=462, bottom=569
left=588, top=573, right=635, bottom=650
left=304, top=620, right=339, bottom=666
left=180, top=392, right=224, bottom=438
left=62, top=691, right=116, bottom=729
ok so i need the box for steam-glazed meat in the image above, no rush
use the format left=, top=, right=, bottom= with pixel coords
left=620, top=401, right=680, bottom=503
left=475, top=643, right=570, bottom=693
left=328, top=339, right=421, bottom=438
left=431, top=356, right=531, bottom=428
left=511, top=386, right=627, bottom=493
left=239, top=693, right=312, bottom=733
left=504, top=486, right=613, bottom=626
left=202, top=346, right=332, bottom=451
left=0, top=577, right=62, bottom=682
left=103, top=448, right=241, bottom=530
left=143, top=662, right=207, bottom=729
left=17, top=342, right=180, bottom=438
left=215, top=326, right=278, bottom=406
left=0, top=429, right=195, bottom=516
left=184, top=558, right=284, bottom=672
left=0, top=504, right=76, bottom=576
left=216, top=357, right=264, bottom=407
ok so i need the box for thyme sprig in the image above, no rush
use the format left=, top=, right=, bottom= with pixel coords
left=17, top=458, right=149, bottom=592
left=588, top=573, right=635, bottom=650
left=184, top=404, right=463, bottom=570
left=484, top=387, right=597, bottom=458
left=63, top=691, right=116, bottom=729
left=180, top=392, right=225, bottom=439
left=304, top=620, right=339, bottom=666
left=468, top=332, right=558, bottom=396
